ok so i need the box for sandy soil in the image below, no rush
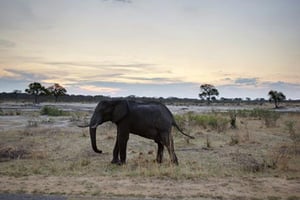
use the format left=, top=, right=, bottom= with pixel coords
left=1, top=175, right=299, bottom=199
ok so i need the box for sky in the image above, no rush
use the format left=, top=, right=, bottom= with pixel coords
left=0, top=0, right=299, bottom=99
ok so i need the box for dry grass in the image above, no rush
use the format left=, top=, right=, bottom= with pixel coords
left=0, top=103, right=299, bottom=199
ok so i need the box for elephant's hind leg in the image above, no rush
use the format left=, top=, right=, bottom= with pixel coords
left=155, top=141, right=164, bottom=163
left=161, top=132, right=178, bottom=165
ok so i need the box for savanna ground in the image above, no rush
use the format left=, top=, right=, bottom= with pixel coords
left=0, top=102, right=299, bottom=200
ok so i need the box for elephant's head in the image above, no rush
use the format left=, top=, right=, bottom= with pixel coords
left=89, top=100, right=129, bottom=154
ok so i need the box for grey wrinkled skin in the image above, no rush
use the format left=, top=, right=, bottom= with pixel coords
left=87, top=99, right=194, bottom=165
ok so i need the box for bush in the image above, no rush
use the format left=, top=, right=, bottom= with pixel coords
left=40, top=106, right=67, bottom=116
left=175, top=112, right=229, bottom=133
left=237, top=109, right=280, bottom=127
left=192, top=114, right=228, bottom=132
left=259, top=110, right=280, bottom=127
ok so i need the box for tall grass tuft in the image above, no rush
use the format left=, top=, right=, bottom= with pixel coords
left=284, top=120, right=300, bottom=153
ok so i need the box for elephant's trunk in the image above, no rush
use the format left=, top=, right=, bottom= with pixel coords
left=89, top=126, right=102, bottom=154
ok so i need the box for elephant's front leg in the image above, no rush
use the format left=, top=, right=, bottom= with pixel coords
left=117, top=127, right=129, bottom=164
left=111, top=137, right=120, bottom=164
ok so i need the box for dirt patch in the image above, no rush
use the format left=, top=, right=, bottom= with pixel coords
left=0, top=176, right=299, bottom=199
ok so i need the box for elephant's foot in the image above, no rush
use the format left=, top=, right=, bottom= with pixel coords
left=172, top=157, right=179, bottom=165
left=111, top=158, right=121, bottom=165
left=156, top=158, right=163, bottom=164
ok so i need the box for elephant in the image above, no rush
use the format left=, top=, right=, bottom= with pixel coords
left=80, top=99, right=194, bottom=165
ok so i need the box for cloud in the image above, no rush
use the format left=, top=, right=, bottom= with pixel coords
left=42, top=61, right=158, bottom=76
left=234, top=77, right=258, bottom=86
left=114, top=0, right=132, bottom=3
left=39, top=60, right=175, bottom=84
left=1, top=68, right=48, bottom=81
left=0, top=69, right=18, bottom=78
left=43, top=61, right=152, bottom=69
left=68, top=81, right=199, bottom=98
left=79, top=85, right=121, bottom=94
left=217, top=78, right=300, bottom=99
left=0, top=39, right=15, bottom=48
left=119, top=76, right=181, bottom=84
left=103, top=0, right=132, bottom=3
left=267, top=81, right=300, bottom=89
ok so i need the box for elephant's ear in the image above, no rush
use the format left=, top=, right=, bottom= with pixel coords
left=112, top=100, right=129, bottom=123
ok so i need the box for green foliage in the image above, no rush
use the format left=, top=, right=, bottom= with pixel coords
left=236, top=109, right=280, bottom=127
left=25, top=82, right=49, bottom=104
left=260, top=110, right=280, bottom=127
left=47, top=83, right=67, bottom=102
left=191, top=113, right=228, bottom=132
left=40, top=106, right=67, bottom=116
left=268, top=90, right=286, bottom=108
left=199, top=84, right=219, bottom=104
left=175, top=112, right=229, bottom=132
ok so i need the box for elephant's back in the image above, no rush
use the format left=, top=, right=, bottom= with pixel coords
left=131, top=103, right=173, bottom=125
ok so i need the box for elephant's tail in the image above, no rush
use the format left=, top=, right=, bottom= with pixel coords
left=172, top=121, right=194, bottom=139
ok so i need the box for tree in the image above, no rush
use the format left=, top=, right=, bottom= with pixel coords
left=48, top=83, right=67, bottom=102
left=25, top=82, right=48, bottom=104
left=268, top=90, right=286, bottom=108
left=199, top=84, right=219, bottom=104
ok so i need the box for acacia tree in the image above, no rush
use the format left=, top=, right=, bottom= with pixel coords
left=199, top=84, right=219, bottom=104
left=25, top=82, right=48, bottom=104
left=268, top=90, right=286, bottom=108
left=48, top=83, right=67, bottom=102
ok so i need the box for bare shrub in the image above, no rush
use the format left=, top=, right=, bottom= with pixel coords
left=27, top=119, right=39, bottom=127
left=229, top=134, right=239, bottom=146
left=228, top=110, right=237, bottom=129
left=0, top=146, right=30, bottom=161
left=206, top=134, right=211, bottom=148
left=262, top=111, right=280, bottom=127
left=284, top=120, right=300, bottom=153
left=267, top=144, right=293, bottom=170
left=231, top=151, right=264, bottom=172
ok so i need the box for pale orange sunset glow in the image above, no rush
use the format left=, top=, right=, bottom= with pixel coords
left=0, top=0, right=299, bottom=99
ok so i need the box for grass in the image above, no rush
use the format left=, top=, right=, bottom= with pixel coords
left=1, top=109, right=299, bottom=179
left=0, top=103, right=299, bottom=199
left=236, top=108, right=280, bottom=127
left=175, top=112, right=229, bottom=133
left=0, top=108, right=21, bottom=116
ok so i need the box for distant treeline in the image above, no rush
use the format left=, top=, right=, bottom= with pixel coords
left=1, top=92, right=299, bottom=105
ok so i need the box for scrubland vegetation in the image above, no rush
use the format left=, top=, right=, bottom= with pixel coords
left=0, top=102, right=299, bottom=199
